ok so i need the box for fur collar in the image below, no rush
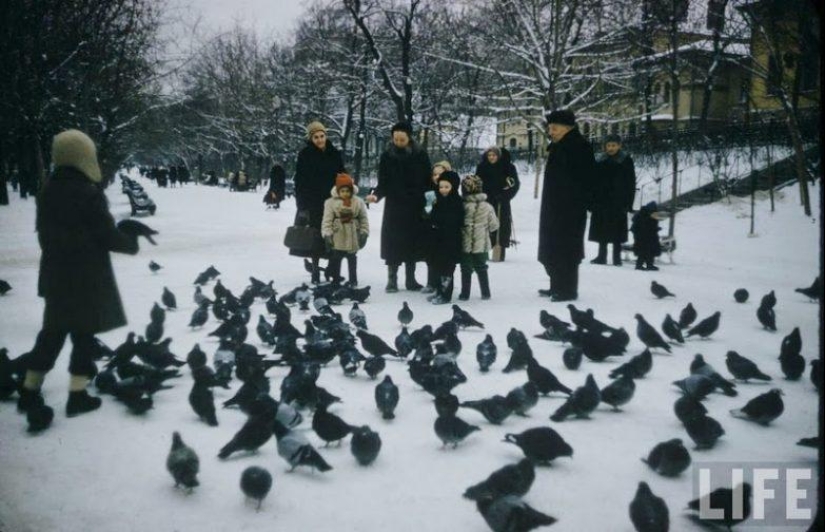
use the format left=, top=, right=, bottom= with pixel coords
left=463, top=192, right=488, bottom=203
left=329, top=185, right=361, bottom=198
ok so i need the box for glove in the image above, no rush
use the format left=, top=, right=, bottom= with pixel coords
left=324, top=235, right=334, bottom=251
left=295, top=210, right=310, bottom=226
left=117, top=219, right=159, bottom=245
left=358, top=233, right=368, bottom=249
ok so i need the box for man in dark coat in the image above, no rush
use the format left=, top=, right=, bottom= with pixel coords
left=17, top=130, right=140, bottom=430
left=292, top=121, right=345, bottom=282
left=366, top=122, right=432, bottom=292
left=537, top=110, right=595, bottom=301
left=475, top=147, right=520, bottom=260
left=264, top=163, right=286, bottom=209
left=588, top=134, right=636, bottom=265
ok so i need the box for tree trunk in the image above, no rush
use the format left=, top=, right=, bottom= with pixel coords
left=667, top=15, right=680, bottom=238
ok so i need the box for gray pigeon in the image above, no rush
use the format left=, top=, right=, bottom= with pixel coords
left=600, top=375, right=636, bottom=411
left=476, top=495, right=556, bottom=532
left=642, top=438, right=691, bottom=477
left=677, top=302, right=697, bottom=329
left=634, top=314, right=672, bottom=353
left=730, top=388, right=784, bottom=425
left=550, top=374, right=600, bottom=421
left=684, top=414, right=725, bottom=449
left=476, top=334, right=497, bottom=372
left=434, top=414, right=480, bottom=448
left=397, top=302, right=413, bottom=326
left=167, top=432, right=199, bottom=491
left=661, top=314, right=684, bottom=344
left=350, top=425, right=382, bottom=466
left=272, top=420, right=332, bottom=472
left=463, top=459, right=536, bottom=501
left=240, top=466, right=272, bottom=511
left=686, top=311, right=721, bottom=339
left=629, top=481, right=669, bottom=532
left=650, top=281, right=675, bottom=299
left=162, top=287, right=177, bottom=310
left=349, top=303, right=368, bottom=330
left=505, top=382, right=539, bottom=417
left=375, top=375, right=400, bottom=420
left=725, top=351, right=771, bottom=382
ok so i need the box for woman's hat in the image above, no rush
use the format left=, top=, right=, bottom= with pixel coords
left=306, top=121, right=327, bottom=138
left=485, top=146, right=502, bottom=158
left=51, top=129, right=102, bottom=183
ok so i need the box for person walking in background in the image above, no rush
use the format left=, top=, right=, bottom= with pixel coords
left=293, top=121, right=345, bottom=283
left=264, top=163, right=286, bottom=209
left=16, top=130, right=140, bottom=432
left=321, top=173, right=369, bottom=286
left=422, top=160, right=452, bottom=294
left=365, top=122, right=431, bottom=293
left=475, top=146, right=520, bottom=261
left=427, top=170, right=463, bottom=304
left=588, top=134, right=636, bottom=266
left=631, top=201, right=664, bottom=271
left=458, top=175, right=499, bottom=301
left=537, top=109, right=595, bottom=302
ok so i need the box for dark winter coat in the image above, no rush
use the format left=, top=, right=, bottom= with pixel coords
left=630, top=202, right=661, bottom=259
left=36, top=167, right=138, bottom=334
left=588, top=150, right=636, bottom=244
left=292, top=140, right=345, bottom=257
left=537, top=127, right=595, bottom=269
left=374, top=141, right=432, bottom=264
left=475, top=149, right=520, bottom=248
left=428, top=189, right=464, bottom=270
left=267, top=164, right=286, bottom=200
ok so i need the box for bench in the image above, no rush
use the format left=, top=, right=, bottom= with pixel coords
left=126, top=190, right=156, bottom=216
left=621, top=236, right=677, bottom=264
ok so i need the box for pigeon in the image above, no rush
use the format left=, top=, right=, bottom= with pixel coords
left=349, top=303, right=368, bottom=330
left=687, top=484, right=752, bottom=530
left=434, top=414, right=480, bottom=448
left=539, top=310, right=570, bottom=333
left=435, top=392, right=460, bottom=417
left=434, top=320, right=463, bottom=342
left=503, top=426, right=573, bottom=465
left=451, top=304, right=484, bottom=329
left=600, top=375, right=636, bottom=411
left=642, top=439, right=691, bottom=477
left=188, top=302, right=209, bottom=328
left=256, top=315, right=275, bottom=345
left=672, top=374, right=717, bottom=400
left=272, top=420, right=332, bottom=472
left=476, top=335, right=497, bottom=372
left=460, top=395, right=514, bottom=425
left=148, top=261, right=162, bottom=273
left=797, top=437, right=819, bottom=448
left=464, top=459, right=536, bottom=501
left=240, top=466, right=272, bottom=511
left=760, top=290, right=777, bottom=309
left=312, top=403, right=355, bottom=446
left=725, top=351, right=771, bottom=382
left=781, top=327, right=802, bottom=358
left=634, top=314, right=671, bottom=353
left=348, top=285, right=371, bottom=303
left=502, top=337, right=533, bottom=373
left=194, top=271, right=211, bottom=286
left=475, top=495, right=557, bottom=532
left=684, top=414, right=725, bottom=449
left=505, top=382, right=539, bottom=417
left=686, top=311, right=720, bottom=339
left=673, top=395, right=708, bottom=424
left=0, top=279, right=12, bottom=296
left=562, top=347, right=583, bottom=370
left=356, top=329, right=398, bottom=357
left=116, top=219, right=159, bottom=244
left=167, top=432, right=199, bottom=490
left=189, top=381, right=218, bottom=426
left=363, top=355, right=386, bottom=379
left=609, top=349, right=652, bottom=379
left=373, top=375, right=401, bottom=420
left=397, top=302, right=413, bottom=326
left=689, top=354, right=738, bottom=396
left=526, top=357, right=572, bottom=396
left=677, top=302, right=697, bottom=329
left=150, top=302, right=166, bottom=325
left=733, top=288, right=749, bottom=303
left=779, top=350, right=805, bottom=381
left=394, top=327, right=414, bottom=358
left=145, top=320, right=163, bottom=344
left=160, top=287, right=177, bottom=311
left=550, top=374, right=601, bottom=421
left=810, top=360, right=821, bottom=392
left=629, top=482, right=669, bottom=532
left=795, top=276, right=821, bottom=301
left=661, top=314, right=684, bottom=344
left=756, top=303, right=777, bottom=331
left=350, top=425, right=382, bottom=466
left=650, top=281, right=675, bottom=299
left=218, top=413, right=274, bottom=459
left=730, top=388, right=784, bottom=425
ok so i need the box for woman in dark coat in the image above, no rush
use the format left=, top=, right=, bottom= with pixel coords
left=264, top=163, right=286, bottom=209
left=588, top=134, right=636, bottom=265
left=17, top=129, right=139, bottom=430
left=292, top=121, right=345, bottom=283
left=537, top=110, right=595, bottom=301
left=366, top=122, right=432, bottom=292
left=475, top=146, right=520, bottom=260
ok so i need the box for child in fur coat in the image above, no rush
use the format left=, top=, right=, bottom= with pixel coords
left=459, top=175, right=499, bottom=300
left=321, top=173, right=369, bottom=285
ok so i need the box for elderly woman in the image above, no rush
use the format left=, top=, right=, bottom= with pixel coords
left=475, top=146, right=520, bottom=261
left=293, top=121, right=345, bottom=283
left=366, top=122, right=432, bottom=292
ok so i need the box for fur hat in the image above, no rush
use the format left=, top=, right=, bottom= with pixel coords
left=545, top=109, right=576, bottom=127
left=335, top=173, right=354, bottom=191
left=433, top=160, right=452, bottom=172
left=605, top=133, right=622, bottom=144
left=391, top=121, right=413, bottom=137
left=461, top=174, right=483, bottom=195
left=485, top=146, right=502, bottom=158
left=438, top=170, right=461, bottom=192
left=51, top=129, right=102, bottom=183
left=306, top=121, right=327, bottom=138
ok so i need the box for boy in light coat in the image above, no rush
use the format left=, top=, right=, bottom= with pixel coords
left=321, top=173, right=369, bottom=286
left=459, top=175, right=499, bottom=300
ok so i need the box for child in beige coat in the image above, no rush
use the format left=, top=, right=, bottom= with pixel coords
left=321, top=173, right=369, bottom=285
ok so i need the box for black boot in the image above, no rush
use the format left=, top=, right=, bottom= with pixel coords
left=612, top=243, right=622, bottom=266
left=26, top=396, right=54, bottom=433
left=478, top=270, right=491, bottom=300
left=310, top=257, right=321, bottom=284
left=66, top=390, right=102, bottom=417
left=538, top=265, right=555, bottom=297
left=458, top=271, right=472, bottom=301
left=327, top=255, right=343, bottom=284
left=386, top=264, right=399, bottom=293
left=635, top=257, right=645, bottom=270
left=431, top=276, right=454, bottom=305
left=551, top=263, right=578, bottom=302
left=346, top=254, right=358, bottom=286
left=590, top=243, right=607, bottom=264
left=422, top=263, right=437, bottom=294
left=405, top=262, right=423, bottom=291
left=17, top=387, right=44, bottom=413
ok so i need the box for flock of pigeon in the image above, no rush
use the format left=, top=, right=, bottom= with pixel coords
left=1, top=257, right=821, bottom=530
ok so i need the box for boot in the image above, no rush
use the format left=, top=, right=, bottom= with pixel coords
left=346, top=255, right=358, bottom=287
left=550, top=263, right=578, bottom=302
left=66, top=390, right=102, bottom=417
left=385, top=264, right=399, bottom=293
left=432, top=275, right=454, bottom=305
left=327, top=255, right=343, bottom=284
left=421, top=264, right=437, bottom=294
left=404, top=262, right=423, bottom=291
left=458, top=271, right=472, bottom=301
left=478, top=270, right=491, bottom=300
left=590, top=243, right=607, bottom=264
left=310, top=257, right=321, bottom=284
left=635, top=257, right=645, bottom=270
left=17, top=387, right=44, bottom=413
left=612, top=243, right=622, bottom=266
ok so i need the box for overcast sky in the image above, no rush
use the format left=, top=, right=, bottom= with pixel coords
left=177, top=0, right=309, bottom=42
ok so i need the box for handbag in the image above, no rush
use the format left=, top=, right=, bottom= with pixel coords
left=284, top=210, right=324, bottom=253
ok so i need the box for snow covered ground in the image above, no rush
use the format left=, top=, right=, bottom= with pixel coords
left=0, top=171, right=819, bottom=532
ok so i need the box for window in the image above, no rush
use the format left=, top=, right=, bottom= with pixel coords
left=509, top=138, right=517, bottom=149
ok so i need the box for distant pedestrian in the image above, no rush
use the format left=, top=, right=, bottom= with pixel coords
left=264, top=163, right=286, bottom=209
left=475, top=147, right=520, bottom=260
left=321, top=173, right=369, bottom=286
left=631, top=201, right=664, bottom=271
left=458, top=175, right=499, bottom=301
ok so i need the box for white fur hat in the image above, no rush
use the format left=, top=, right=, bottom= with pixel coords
left=51, top=129, right=102, bottom=183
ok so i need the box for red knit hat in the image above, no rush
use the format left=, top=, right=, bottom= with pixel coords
left=335, top=173, right=354, bottom=190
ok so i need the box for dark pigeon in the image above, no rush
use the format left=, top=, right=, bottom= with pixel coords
left=312, top=403, right=355, bottom=446
left=240, top=466, right=272, bottom=511
left=350, top=425, right=382, bottom=466
left=661, top=314, right=684, bottom=344
left=687, top=483, right=752, bottom=530
left=780, top=327, right=802, bottom=358
left=460, top=395, right=514, bottom=425
left=476, top=334, right=498, bottom=372
left=810, top=360, right=821, bottom=392
left=629, top=482, right=669, bottom=532
left=185, top=343, right=207, bottom=370
left=189, top=381, right=218, bottom=426
left=218, top=413, right=274, bottom=459
left=684, top=414, right=725, bottom=449
left=505, top=382, right=539, bottom=417
left=733, top=288, right=749, bottom=303
left=730, top=388, right=784, bottom=425
left=464, top=459, right=536, bottom=501
left=634, top=314, right=671, bottom=353
left=600, top=375, right=636, bottom=411
left=375, top=375, right=399, bottom=420
left=503, top=426, right=573, bottom=465
left=364, top=355, right=386, bottom=379
left=677, top=302, right=697, bottom=329
left=526, top=356, right=572, bottom=396
left=150, top=302, right=165, bottom=325
left=435, top=392, right=459, bottom=417
left=690, top=354, right=738, bottom=397
left=394, top=327, right=414, bottom=358
left=434, top=414, right=480, bottom=448
left=795, top=276, right=821, bottom=301
left=161, top=287, right=177, bottom=310
left=502, top=336, right=532, bottom=373
left=797, top=437, right=819, bottom=448
left=357, top=329, right=398, bottom=357
left=562, top=346, right=583, bottom=370
left=451, top=304, right=484, bottom=329
left=145, top=321, right=163, bottom=345
left=609, top=349, right=652, bottom=379
left=550, top=374, right=601, bottom=421
left=188, top=302, right=209, bottom=328
left=167, top=432, right=199, bottom=490
left=272, top=420, right=332, bottom=472
left=0, top=279, right=12, bottom=296
left=726, top=351, right=771, bottom=382
left=148, top=261, right=162, bottom=273
left=476, top=495, right=556, bottom=532
left=650, top=280, right=675, bottom=299
left=779, top=350, right=805, bottom=381
left=756, top=303, right=777, bottom=331
left=673, top=395, right=708, bottom=424
left=685, top=311, right=720, bottom=339
left=760, top=290, right=777, bottom=310
left=397, top=301, right=413, bottom=326
left=642, top=439, right=691, bottom=477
